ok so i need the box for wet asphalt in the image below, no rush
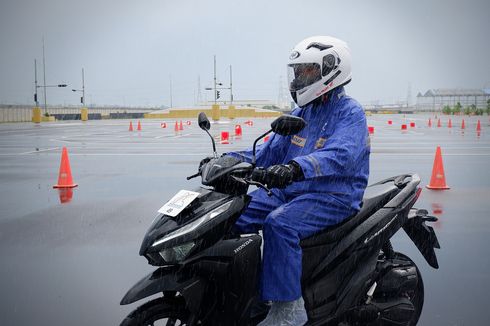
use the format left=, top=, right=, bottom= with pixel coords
left=0, top=114, right=489, bottom=325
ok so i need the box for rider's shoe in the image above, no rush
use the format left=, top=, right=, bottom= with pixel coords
left=256, top=297, right=308, bottom=326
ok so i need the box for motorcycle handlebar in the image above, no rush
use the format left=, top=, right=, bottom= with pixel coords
left=250, top=167, right=267, bottom=184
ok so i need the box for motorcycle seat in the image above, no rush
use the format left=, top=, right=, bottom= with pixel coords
left=300, top=182, right=399, bottom=248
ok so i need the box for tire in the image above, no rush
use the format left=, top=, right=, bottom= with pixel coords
left=120, top=297, right=189, bottom=326
left=391, top=252, right=424, bottom=326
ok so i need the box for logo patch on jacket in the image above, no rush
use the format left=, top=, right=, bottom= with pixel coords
left=291, top=135, right=306, bottom=147
left=315, top=137, right=327, bottom=149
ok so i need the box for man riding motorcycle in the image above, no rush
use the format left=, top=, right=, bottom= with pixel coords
left=224, top=35, right=371, bottom=325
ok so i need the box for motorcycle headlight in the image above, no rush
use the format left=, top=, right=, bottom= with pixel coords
left=151, top=200, right=234, bottom=248
left=159, top=242, right=195, bottom=263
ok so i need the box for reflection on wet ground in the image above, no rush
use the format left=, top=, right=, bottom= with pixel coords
left=0, top=114, right=489, bottom=325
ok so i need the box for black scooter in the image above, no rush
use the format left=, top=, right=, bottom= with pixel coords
left=120, top=112, right=440, bottom=326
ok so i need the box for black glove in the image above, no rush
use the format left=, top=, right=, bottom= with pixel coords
left=264, top=164, right=299, bottom=189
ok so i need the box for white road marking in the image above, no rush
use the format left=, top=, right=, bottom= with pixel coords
left=19, top=147, right=60, bottom=154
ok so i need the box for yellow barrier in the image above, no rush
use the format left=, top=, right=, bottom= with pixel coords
left=42, top=116, right=55, bottom=122
left=81, top=108, right=88, bottom=121
left=227, top=105, right=236, bottom=119
left=211, top=104, right=220, bottom=121
left=143, top=107, right=281, bottom=120
left=32, top=107, right=42, bottom=123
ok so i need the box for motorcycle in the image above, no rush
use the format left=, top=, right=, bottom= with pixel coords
left=120, top=112, right=440, bottom=326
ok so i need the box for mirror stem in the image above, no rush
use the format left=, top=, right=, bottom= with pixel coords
left=252, top=129, right=272, bottom=166
left=204, top=129, right=218, bottom=158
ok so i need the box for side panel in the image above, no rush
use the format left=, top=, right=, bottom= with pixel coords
left=187, top=235, right=263, bottom=326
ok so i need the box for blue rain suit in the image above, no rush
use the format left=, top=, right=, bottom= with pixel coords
left=229, top=87, right=370, bottom=301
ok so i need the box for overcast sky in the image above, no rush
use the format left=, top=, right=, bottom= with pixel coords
left=0, top=0, right=489, bottom=107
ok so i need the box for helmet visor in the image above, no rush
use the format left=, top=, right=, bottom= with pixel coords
left=288, top=63, right=322, bottom=92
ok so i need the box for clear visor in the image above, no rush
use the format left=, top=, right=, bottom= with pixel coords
left=287, top=63, right=322, bottom=92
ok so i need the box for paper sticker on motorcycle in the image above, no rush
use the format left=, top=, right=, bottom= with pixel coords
left=157, top=190, right=200, bottom=217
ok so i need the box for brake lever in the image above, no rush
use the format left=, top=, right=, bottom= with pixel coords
left=230, top=175, right=272, bottom=196
left=247, top=179, right=273, bottom=196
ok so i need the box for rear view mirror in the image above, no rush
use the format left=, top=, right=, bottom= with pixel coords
left=271, top=115, right=306, bottom=136
left=198, top=112, right=211, bottom=131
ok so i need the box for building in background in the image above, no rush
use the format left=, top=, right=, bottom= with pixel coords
left=416, top=88, right=490, bottom=111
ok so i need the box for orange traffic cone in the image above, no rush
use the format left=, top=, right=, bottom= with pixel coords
left=53, top=147, right=78, bottom=189
left=476, top=120, right=481, bottom=132
left=426, top=146, right=450, bottom=190
left=129, top=121, right=134, bottom=131
left=174, top=121, right=179, bottom=132
left=448, top=119, right=452, bottom=128
left=461, top=119, right=465, bottom=129
left=179, top=120, right=184, bottom=131
left=137, top=121, right=142, bottom=131
left=437, top=118, right=441, bottom=128
left=221, top=131, right=230, bottom=144
left=428, top=118, right=432, bottom=127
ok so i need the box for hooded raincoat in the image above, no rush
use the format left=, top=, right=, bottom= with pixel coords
left=230, top=87, right=370, bottom=301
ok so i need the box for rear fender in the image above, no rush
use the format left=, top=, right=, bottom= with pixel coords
left=403, top=209, right=440, bottom=269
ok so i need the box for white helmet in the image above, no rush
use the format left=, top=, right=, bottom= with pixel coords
left=287, top=36, right=352, bottom=107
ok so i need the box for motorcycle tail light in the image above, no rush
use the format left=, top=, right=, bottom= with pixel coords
left=415, top=187, right=422, bottom=201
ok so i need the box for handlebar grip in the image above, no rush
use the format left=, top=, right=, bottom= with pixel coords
left=251, top=168, right=267, bottom=184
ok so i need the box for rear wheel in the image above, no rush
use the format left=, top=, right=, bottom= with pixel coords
left=377, top=252, right=424, bottom=326
left=120, top=298, right=189, bottom=326
left=397, top=253, right=424, bottom=325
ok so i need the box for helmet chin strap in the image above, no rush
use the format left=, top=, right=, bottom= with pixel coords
left=322, top=93, right=330, bottom=103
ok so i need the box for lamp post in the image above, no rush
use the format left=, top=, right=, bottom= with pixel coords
left=34, top=38, right=68, bottom=115
left=71, top=68, right=85, bottom=106
left=34, top=78, right=68, bottom=113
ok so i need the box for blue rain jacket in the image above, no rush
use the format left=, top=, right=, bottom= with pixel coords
left=230, top=87, right=370, bottom=301
left=231, top=87, right=370, bottom=211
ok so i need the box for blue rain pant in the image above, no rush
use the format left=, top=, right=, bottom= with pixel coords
left=235, top=187, right=356, bottom=302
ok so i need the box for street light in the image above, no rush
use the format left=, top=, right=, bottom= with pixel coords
left=33, top=59, right=68, bottom=114
left=71, top=68, right=85, bottom=106
left=34, top=38, right=68, bottom=115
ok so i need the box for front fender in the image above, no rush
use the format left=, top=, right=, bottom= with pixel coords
left=120, top=267, right=205, bottom=306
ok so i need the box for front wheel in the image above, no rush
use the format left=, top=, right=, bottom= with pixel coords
left=121, top=298, right=189, bottom=326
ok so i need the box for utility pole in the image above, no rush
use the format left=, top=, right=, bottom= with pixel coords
left=34, top=59, right=39, bottom=106
left=197, top=75, right=202, bottom=105
left=42, top=37, right=47, bottom=114
left=82, top=68, right=85, bottom=106
left=213, top=55, right=217, bottom=104
left=72, top=68, right=86, bottom=106
left=229, top=65, right=233, bottom=105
